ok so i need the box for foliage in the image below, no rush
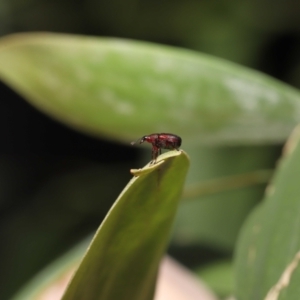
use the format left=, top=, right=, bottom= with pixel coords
left=0, top=31, right=300, bottom=300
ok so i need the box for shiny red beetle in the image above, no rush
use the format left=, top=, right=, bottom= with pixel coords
left=131, top=133, right=182, bottom=163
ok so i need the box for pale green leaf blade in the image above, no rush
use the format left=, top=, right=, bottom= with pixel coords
left=0, top=33, right=299, bottom=144
left=11, top=238, right=89, bottom=300
left=61, top=150, right=189, bottom=300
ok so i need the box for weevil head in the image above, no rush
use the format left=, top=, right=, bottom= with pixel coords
left=139, top=136, right=147, bottom=144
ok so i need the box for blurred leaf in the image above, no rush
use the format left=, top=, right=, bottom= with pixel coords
left=61, top=150, right=189, bottom=300
left=196, top=259, right=233, bottom=297
left=235, top=126, right=300, bottom=299
left=0, top=33, right=299, bottom=145
left=172, top=145, right=279, bottom=251
left=11, top=237, right=89, bottom=300
left=0, top=163, right=131, bottom=300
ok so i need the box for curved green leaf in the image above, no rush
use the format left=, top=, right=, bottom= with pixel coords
left=172, top=144, right=278, bottom=251
left=11, top=237, right=89, bottom=300
left=196, top=260, right=234, bottom=297
left=0, top=33, right=299, bottom=145
left=60, top=150, right=189, bottom=300
left=234, top=126, right=300, bottom=299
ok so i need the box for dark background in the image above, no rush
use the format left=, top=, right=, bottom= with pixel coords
left=1, top=1, right=300, bottom=299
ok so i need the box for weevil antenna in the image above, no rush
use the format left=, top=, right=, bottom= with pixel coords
left=130, top=138, right=141, bottom=145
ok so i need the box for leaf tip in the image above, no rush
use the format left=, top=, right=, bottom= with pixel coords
left=130, top=160, right=165, bottom=176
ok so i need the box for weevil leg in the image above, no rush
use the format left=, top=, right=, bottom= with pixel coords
left=150, top=148, right=155, bottom=164
left=151, top=147, right=159, bottom=164
left=150, top=149, right=154, bottom=164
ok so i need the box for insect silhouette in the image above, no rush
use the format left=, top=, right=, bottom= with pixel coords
left=131, top=133, right=182, bottom=163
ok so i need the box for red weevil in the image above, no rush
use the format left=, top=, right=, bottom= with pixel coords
left=131, top=133, right=182, bottom=163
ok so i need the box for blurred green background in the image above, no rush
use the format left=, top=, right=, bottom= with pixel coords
left=1, top=1, right=300, bottom=299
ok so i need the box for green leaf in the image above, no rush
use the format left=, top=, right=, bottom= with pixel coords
left=60, top=150, right=189, bottom=300
left=234, top=126, right=300, bottom=299
left=11, top=237, right=89, bottom=300
left=196, top=260, right=234, bottom=297
left=172, top=145, right=278, bottom=251
left=0, top=33, right=300, bottom=145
